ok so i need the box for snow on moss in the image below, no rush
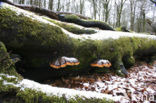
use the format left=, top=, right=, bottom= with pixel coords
left=0, top=73, right=118, bottom=102
left=2, top=3, right=56, bottom=26
left=19, top=79, right=121, bottom=101
left=0, top=73, right=17, bottom=79
left=2, top=2, right=156, bottom=41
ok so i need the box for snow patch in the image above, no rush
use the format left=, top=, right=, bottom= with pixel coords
left=0, top=73, right=17, bottom=79
left=2, top=3, right=56, bottom=26
left=3, top=80, right=18, bottom=87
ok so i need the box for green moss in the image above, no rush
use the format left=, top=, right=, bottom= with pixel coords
left=0, top=8, right=74, bottom=69
left=73, top=37, right=156, bottom=75
left=0, top=80, right=113, bottom=103
left=1, top=8, right=156, bottom=78
left=64, top=14, right=80, bottom=21
left=62, top=14, right=114, bottom=30
left=44, top=17, right=96, bottom=34
left=0, top=42, right=21, bottom=78
left=15, top=88, right=113, bottom=103
left=115, top=26, right=129, bottom=32
left=115, top=27, right=122, bottom=31
left=1, top=6, right=156, bottom=102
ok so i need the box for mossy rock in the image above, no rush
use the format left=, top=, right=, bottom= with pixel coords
left=1, top=8, right=156, bottom=81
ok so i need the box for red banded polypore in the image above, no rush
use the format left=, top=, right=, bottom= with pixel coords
left=91, top=59, right=111, bottom=68
left=50, top=56, right=80, bottom=69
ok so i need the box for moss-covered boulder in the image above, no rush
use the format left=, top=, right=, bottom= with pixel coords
left=1, top=6, right=156, bottom=81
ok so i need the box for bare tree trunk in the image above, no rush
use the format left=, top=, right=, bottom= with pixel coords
left=102, top=0, right=110, bottom=23
left=97, top=0, right=101, bottom=20
left=34, top=0, right=38, bottom=6
left=152, top=7, right=155, bottom=21
left=142, top=9, right=146, bottom=32
left=137, top=18, right=141, bottom=32
left=57, top=0, right=61, bottom=11
left=66, top=0, right=70, bottom=12
left=30, top=0, right=33, bottom=5
left=129, top=0, right=137, bottom=31
left=43, top=0, right=46, bottom=8
left=48, top=0, right=53, bottom=10
left=19, top=0, right=24, bottom=4
left=38, top=0, right=42, bottom=8
left=92, top=0, right=97, bottom=19
left=79, top=0, right=84, bottom=14
left=13, top=0, right=17, bottom=3
left=137, top=0, right=148, bottom=32
left=115, top=0, right=127, bottom=27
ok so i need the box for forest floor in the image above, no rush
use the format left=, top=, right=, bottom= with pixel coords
left=46, top=61, right=156, bottom=103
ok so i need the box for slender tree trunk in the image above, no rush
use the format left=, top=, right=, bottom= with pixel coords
left=102, top=0, right=110, bottom=23
left=142, top=9, right=146, bottom=32
left=13, top=0, right=17, bottom=3
left=57, top=0, right=61, bottom=11
left=48, top=0, right=53, bottom=10
left=92, top=0, right=97, bottom=19
left=19, top=0, right=24, bottom=4
left=34, top=0, right=38, bottom=6
left=129, top=0, right=136, bottom=31
left=38, top=0, right=42, bottom=8
left=30, top=0, right=33, bottom=5
left=115, top=0, right=126, bottom=27
left=66, top=0, right=70, bottom=12
left=44, top=0, right=46, bottom=8
left=79, top=0, right=84, bottom=14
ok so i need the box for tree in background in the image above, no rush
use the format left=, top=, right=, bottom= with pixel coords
left=10, top=0, right=156, bottom=33
left=56, top=0, right=61, bottom=11
left=48, top=0, right=53, bottom=10
left=102, top=0, right=111, bottom=23
left=129, top=0, right=137, bottom=31
left=136, top=0, right=149, bottom=32
left=115, top=0, right=127, bottom=27
left=19, top=0, right=24, bottom=4
left=79, top=0, right=85, bottom=14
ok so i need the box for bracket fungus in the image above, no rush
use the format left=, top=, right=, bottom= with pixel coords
left=50, top=56, right=80, bottom=69
left=91, top=59, right=111, bottom=68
